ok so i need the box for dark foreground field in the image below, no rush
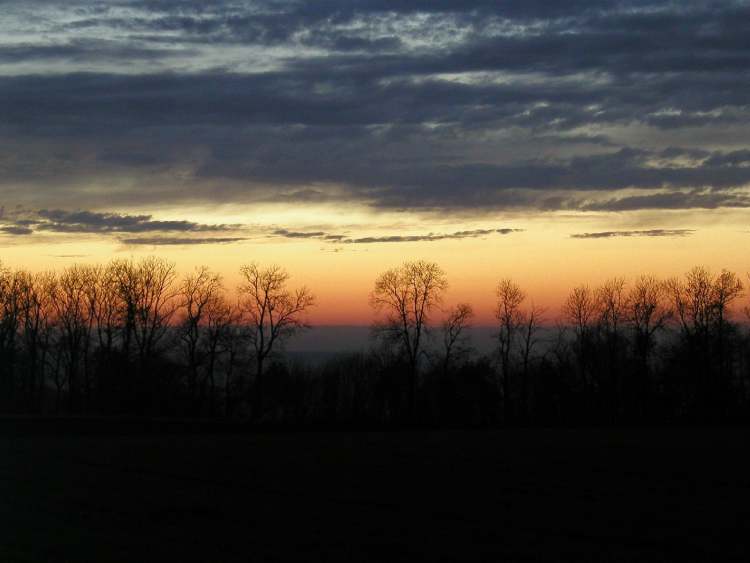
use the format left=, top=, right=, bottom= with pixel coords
left=2, top=425, right=750, bottom=562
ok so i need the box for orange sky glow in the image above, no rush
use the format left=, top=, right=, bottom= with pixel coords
left=2, top=205, right=748, bottom=326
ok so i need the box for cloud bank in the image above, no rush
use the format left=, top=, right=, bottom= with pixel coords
left=273, top=227, right=522, bottom=244
left=1, top=1, right=749, bottom=214
left=0, top=209, right=235, bottom=236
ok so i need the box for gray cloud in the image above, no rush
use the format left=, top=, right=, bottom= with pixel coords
left=24, top=209, right=236, bottom=234
left=1, top=1, right=750, bottom=213
left=0, top=209, right=242, bottom=244
left=571, top=229, right=695, bottom=239
left=580, top=191, right=750, bottom=212
left=0, top=225, right=33, bottom=235
left=120, top=236, right=247, bottom=246
left=0, top=39, right=194, bottom=64
left=273, top=227, right=522, bottom=244
left=273, top=229, right=330, bottom=239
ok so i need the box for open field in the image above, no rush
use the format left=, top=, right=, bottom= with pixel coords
left=2, top=425, right=750, bottom=562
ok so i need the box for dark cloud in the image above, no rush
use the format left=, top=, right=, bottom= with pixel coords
left=580, top=191, right=750, bottom=212
left=571, top=229, right=695, bottom=239
left=703, top=150, right=750, bottom=168
left=0, top=39, right=194, bottom=64
left=273, top=228, right=347, bottom=242
left=33, top=209, right=235, bottom=234
left=0, top=225, right=33, bottom=236
left=272, top=229, right=329, bottom=239
left=273, top=227, right=522, bottom=244
left=0, top=209, right=239, bottom=236
left=120, top=236, right=247, bottom=245
left=1, top=1, right=750, bottom=213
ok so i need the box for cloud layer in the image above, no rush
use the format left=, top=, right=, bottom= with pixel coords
left=0, top=208, right=243, bottom=244
left=274, top=227, right=522, bottom=244
left=0, top=207, right=522, bottom=246
left=570, top=229, right=695, bottom=239
left=2, top=1, right=749, bottom=213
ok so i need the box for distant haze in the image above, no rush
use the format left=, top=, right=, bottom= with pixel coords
left=287, top=326, right=503, bottom=356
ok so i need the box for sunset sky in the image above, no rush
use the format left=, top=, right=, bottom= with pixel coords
left=2, top=0, right=749, bottom=324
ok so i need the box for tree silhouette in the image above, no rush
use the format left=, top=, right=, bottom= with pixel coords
left=441, top=303, right=474, bottom=376
left=179, top=266, right=224, bottom=413
left=0, top=264, right=24, bottom=409
left=0, top=256, right=749, bottom=427
left=204, top=293, right=235, bottom=417
left=50, top=265, right=94, bottom=411
left=238, top=263, right=314, bottom=421
left=712, top=270, right=744, bottom=389
left=18, top=271, right=55, bottom=412
left=627, top=275, right=672, bottom=416
left=666, top=267, right=744, bottom=418
left=595, top=278, right=628, bottom=418
left=495, top=278, right=525, bottom=422
left=371, top=260, right=448, bottom=419
left=518, top=302, right=545, bottom=420
left=564, top=284, right=597, bottom=407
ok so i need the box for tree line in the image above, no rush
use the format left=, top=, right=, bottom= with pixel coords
left=1, top=257, right=749, bottom=425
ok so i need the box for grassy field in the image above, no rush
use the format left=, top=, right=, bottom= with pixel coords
left=2, top=425, right=750, bottom=562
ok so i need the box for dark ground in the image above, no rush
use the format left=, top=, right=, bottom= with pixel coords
left=2, top=424, right=750, bottom=562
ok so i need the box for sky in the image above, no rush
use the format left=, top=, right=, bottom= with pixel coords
left=1, top=0, right=749, bottom=324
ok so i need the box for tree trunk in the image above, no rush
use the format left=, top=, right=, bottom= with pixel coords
left=252, top=354, right=264, bottom=421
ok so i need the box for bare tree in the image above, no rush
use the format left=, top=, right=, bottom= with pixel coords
left=0, top=264, right=25, bottom=407
left=441, top=303, right=474, bottom=375
left=665, top=266, right=742, bottom=338
left=239, top=263, right=315, bottom=420
left=17, top=271, right=55, bottom=411
left=219, top=311, right=244, bottom=418
left=626, top=275, right=672, bottom=416
left=111, top=257, right=178, bottom=368
left=78, top=265, right=100, bottom=409
left=628, top=275, right=672, bottom=368
left=595, top=278, right=628, bottom=417
left=667, top=267, right=744, bottom=416
left=133, top=257, right=178, bottom=366
left=179, top=266, right=224, bottom=411
left=596, top=278, right=627, bottom=337
left=495, top=278, right=525, bottom=421
left=204, top=295, right=235, bottom=416
left=666, top=267, right=714, bottom=340
left=110, top=258, right=139, bottom=358
left=518, top=303, right=546, bottom=420
left=50, top=265, right=94, bottom=412
left=564, top=284, right=597, bottom=394
left=90, top=264, right=121, bottom=361
left=371, top=260, right=448, bottom=418
left=711, top=270, right=744, bottom=322
left=565, top=285, right=596, bottom=338
left=711, top=270, right=744, bottom=385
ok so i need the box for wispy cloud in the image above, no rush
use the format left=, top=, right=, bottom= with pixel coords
left=120, top=237, right=247, bottom=246
left=0, top=225, right=33, bottom=235
left=0, top=209, right=239, bottom=237
left=272, top=229, right=344, bottom=241
left=35, top=209, right=235, bottom=233
left=343, top=229, right=522, bottom=244
left=580, top=190, right=750, bottom=212
left=273, top=227, right=522, bottom=244
left=571, top=229, right=695, bottom=239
